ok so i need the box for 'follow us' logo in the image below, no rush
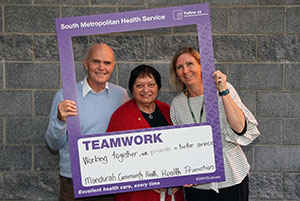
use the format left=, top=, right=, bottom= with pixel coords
left=172, top=10, right=183, bottom=20
left=173, top=9, right=208, bottom=21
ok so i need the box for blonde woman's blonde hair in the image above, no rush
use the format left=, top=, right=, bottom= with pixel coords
left=170, top=47, right=201, bottom=91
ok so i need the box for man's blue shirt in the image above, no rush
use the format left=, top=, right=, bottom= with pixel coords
left=45, top=77, right=129, bottom=178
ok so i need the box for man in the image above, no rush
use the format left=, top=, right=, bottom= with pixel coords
left=45, top=43, right=129, bottom=201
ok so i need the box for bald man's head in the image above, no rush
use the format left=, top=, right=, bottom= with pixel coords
left=83, top=43, right=116, bottom=93
left=86, top=43, right=115, bottom=63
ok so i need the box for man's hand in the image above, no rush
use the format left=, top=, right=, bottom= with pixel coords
left=57, top=100, right=78, bottom=122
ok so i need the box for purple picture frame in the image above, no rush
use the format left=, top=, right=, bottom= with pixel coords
left=55, top=3, right=225, bottom=198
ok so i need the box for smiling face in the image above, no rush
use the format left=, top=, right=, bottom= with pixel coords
left=175, top=53, right=202, bottom=89
left=132, top=75, right=159, bottom=107
left=83, top=44, right=115, bottom=93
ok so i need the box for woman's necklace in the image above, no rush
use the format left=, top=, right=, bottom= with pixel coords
left=187, top=91, right=205, bottom=123
left=139, top=103, right=156, bottom=119
left=148, top=113, right=154, bottom=119
left=141, top=105, right=157, bottom=121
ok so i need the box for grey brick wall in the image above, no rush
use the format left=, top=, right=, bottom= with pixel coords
left=0, top=0, right=299, bottom=200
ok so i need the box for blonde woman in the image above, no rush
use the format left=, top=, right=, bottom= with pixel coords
left=169, top=47, right=260, bottom=201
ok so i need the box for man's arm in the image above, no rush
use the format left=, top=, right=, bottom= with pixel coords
left=45, top=91, right=77, bottom=150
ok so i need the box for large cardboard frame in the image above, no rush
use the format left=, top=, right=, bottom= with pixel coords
left=55, top=3, right=225, bottom=198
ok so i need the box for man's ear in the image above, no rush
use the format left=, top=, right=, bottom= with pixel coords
left=83, top=58, right=88, bottom=70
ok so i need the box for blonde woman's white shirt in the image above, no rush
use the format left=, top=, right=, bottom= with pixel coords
left=170, top=82, right=260, bottom=192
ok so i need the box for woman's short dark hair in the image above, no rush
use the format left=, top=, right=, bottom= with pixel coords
left=128, top=65, right=161, bottom=95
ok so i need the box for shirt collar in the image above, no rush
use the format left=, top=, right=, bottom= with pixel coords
left=82, top=75, right=110, bottom=97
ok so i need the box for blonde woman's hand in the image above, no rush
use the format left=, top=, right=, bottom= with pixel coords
left=212, top=70, right=227, bottom=92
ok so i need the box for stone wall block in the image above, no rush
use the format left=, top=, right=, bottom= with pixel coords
left=257, top=92, right=300, bottom=118
left=110, top=66, right=116, bottom=84
left=34, top=91, right=57, bottom=116
left=34, top=145, right=59, bottom=171
left=203, top=0, right=257, bottom=6
left=255, top=146, right=300, bottom=171
left=0, top=34, right=33, bottom=61
left=258, top=34, right=300, bottom=62
left=284, top=173, right=300, bottom=200
left=229, top=8, right=284, bottom=33
left=0, top=90, right=32, bottom=116
left=147, top=0, right=199, bottom=6
left=157, top=91, right=179, bottom=105
left=173, top=25, right=197, bottom=34
left=287, top=7, right=300, bottom=33
left=5, top=173, right=59, bottom=200
left=255, top=146, right=283, bottom=171
left=0, top=146, right=31, bottom=170
left=90, top=35, right=144, bottom=62
left=281, top=92, right=300, bottom=118
left=62, top=6, right=115, bottom=18
left=6, top=63, right=60, bottom=89
left=235, top=90, right=256, bottom=114
left=5, top=6, right=59, bottom=33
left=34, top=35, right=58, bottom=61
left=228, top=64, right=283, bottom=90
left=133, top=27, right=173, bottom=35
left=0, top=174, right=2, bottom=199
left=0, top=119, right=2, bottom=145
left=6, top=118, right=48, bottom=144
left=215, top=64, right=227, bottom=74
left=249, top=172, right=283, bottom=199
left=210, top=7, right=228, bottom=33
left=286, top=0, right=300, bottom=5
left=72, top=36, right=89, bottom=61
left=254, top=118, right=282, bottom=145
left=75, top=62, right=88, bottom=82
left=259, top=0, right=285, bottom=5
left=0, top=0, right=31, bottom=3
left=257, top=92, right=285, bottom=117
left=118, top=63, right=172, bottom=91
left=284, top=119, right=300, bottom=145
left=35, top=0, right=88, bottom=5
left=116, top=7, right=146, bottom=13
left=286, top=63, right=300, bottom=90
left=117, top=63, right=140, bottom=90
left=0, top=63, right=3, bottom=89
left=153, top=63, right=172, bottom=90
left=0, top=8, right=2, bottom=32
left=146, top=35, right=198, bottom=61
left=91, top=0, right=145, bottom=6
left=242, top=146, right=253, bottom=170
left=213, top=35, right=256, bottom=62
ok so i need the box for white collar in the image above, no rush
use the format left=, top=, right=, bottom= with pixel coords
left=81, top=75, right=109, bottom=97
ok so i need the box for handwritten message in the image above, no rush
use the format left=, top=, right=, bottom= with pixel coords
left=78, top=125, right=215, bottom=188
